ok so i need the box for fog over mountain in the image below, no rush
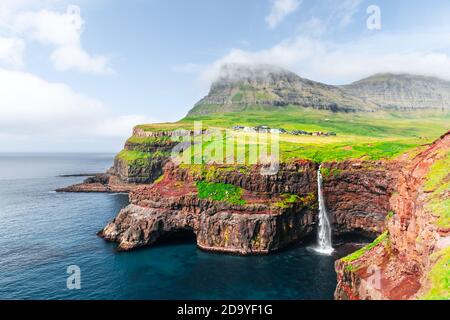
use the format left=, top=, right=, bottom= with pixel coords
left=188, top=64, right=450, bottom=115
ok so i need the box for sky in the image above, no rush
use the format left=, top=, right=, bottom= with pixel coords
left=1, top=0, right=450, bottom=152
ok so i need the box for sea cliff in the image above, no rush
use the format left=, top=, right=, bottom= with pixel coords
left=56, top=113, right=449, bottom=300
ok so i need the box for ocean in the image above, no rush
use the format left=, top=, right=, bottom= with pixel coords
left=0, top=153, right=348, bottom=300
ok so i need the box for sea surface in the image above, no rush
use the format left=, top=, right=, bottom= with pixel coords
left=0, top=153, right=358, bottom=300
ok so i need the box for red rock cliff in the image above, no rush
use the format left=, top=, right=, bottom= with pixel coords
left=335, top=131, right=450, bottom=300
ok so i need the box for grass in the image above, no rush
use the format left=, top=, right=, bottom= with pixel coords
left=232, top=92, right=244, bottom=103
left=275, top=192, right=317, bottom=209
left=320, top=167, right=342, bottom=179
left=117, top=150, right=151, bottom=163
left=182, top=107, right=449, bottom=139
left=341, top=232, right=389, bottom=267
left=275, top=194, right=301, bottom=209
left=424, top=152, right=450, bottom=228
left=127, top=136, right=173, bottom=145
left=386, top=211, right=395, bottom=220
left=196, top=181, right=246, bottom=205
left=130, top=107, right=448, bottom=163
left=422, top=247, right=450, bottom=300
left=116, top=149, right=170, bottom=165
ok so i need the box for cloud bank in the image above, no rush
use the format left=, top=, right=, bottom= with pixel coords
left=13, top=5, right=113, bottom=74
left=0, top=68, right=155, bottom=138
left=265, top=0, right=302, bottom=29
left=0, top=37, right=25, bottom=67
left=200, top=26, right=450, bottom=85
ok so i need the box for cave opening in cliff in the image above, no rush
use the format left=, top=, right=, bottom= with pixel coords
left=156, top=229, right=197, bottom=246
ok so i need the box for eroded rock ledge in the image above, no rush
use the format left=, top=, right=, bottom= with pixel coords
left=56, top=173, right=145, bottom=193
left=94, top=159, right=398, bottom=254
left=335, top=131, right=450, bottom=300
left=98, top=174, right=317, bottom=254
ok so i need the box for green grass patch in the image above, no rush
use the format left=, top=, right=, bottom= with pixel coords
left=424, top=152, right=450, bottom=228
left=153, top=174, right=164, bottom=184
left=116, top=149, right=170, bottom=166
left=421, top=247, right=450, bottom=300
left=275, top=192, right=317, bottom=209
left=387, top=211, right=395, bottom=220
left=127, top=107, right=449, bottom=163
left=196, top=181, right=246, bottom=205
left=183, top=107, right=449, bottom=139
left=232, top=92, right=244, bottom=103
left=117, top=150, right=151, bottom=164
left=321, top=167, right=342, bottom=179
left=275, top=194, right=301, bottom=209
left=127, top=136, right=173, bottom=145
left=342, top=232, right=389, bottom=265
left=255, top=91, right=274, bottom=101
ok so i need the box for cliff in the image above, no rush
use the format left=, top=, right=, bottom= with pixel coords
left=58, top=126, right=448, bottom=298
left=335, top=131, right=450, bottom=300
left=98, top=160, right=397, bottom=254
left=98, top=161, right=319, bottom=254
left=321, top=161, right=400, bottom=238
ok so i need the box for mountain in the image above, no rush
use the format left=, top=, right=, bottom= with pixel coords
left=187, top=64, right=378, bottom=115
left=187, top=65, right=450, bottom=116
left=341, top=73, right=450, bottom=111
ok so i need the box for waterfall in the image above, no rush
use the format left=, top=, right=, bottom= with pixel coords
left=314, top=165, right=334, bottom=255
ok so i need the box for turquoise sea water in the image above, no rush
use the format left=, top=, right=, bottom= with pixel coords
left=0, top=153, right=352, bottom=300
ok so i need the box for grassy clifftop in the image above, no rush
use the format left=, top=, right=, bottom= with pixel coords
left=129, top=107, right=449, bottom=163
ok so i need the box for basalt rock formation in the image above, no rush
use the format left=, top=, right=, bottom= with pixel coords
left=98, top=159, right=398, bottom=254
left=99, top=162, right=319, bottom=254
left=321, top=161, right=400, bottom=238
left=335, top=131, right=450, bottom=300
left=56, top=173, right=144, bottom=193
left=111, top=127, right=181, bottom=184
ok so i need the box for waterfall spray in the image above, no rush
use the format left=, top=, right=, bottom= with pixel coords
left=314, top=165, right=334, bottom=255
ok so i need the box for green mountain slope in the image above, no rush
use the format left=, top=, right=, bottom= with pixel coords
left=341, top=73, right=450, bottom=111
left=188, top=64, right=378, bottom=115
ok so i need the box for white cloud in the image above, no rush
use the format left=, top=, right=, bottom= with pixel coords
left=10, top=4, right=113, bottom=74
left=265, top=0, right=302, bottom=29
left=338, top=0, right=363, bottom=27
left=0, top=37, right=25, bottom=66
left=297, top=17, right=327, bottom=37
left=200, top=28, right=450, bottom=85
left=0, top=68, right=155, bottom=140
left=0, top=0, right=61, bottom=29
left=50, top=45, right=113, bottom=73
left=94, top=115, right=157, bottom=137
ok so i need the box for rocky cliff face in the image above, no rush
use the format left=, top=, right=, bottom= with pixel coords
left=335, top=132, right=450, bottom=300
left=98, top=159, right=397, bottom=254
left=321, top=161, right=400, bottom=238
left=342, top=73, right=450, bottom=111
left=99, top=165, right=318, bottom=254
left=111, top=128, right=184, bottom=184
left=188, top=64, right=377, bottom=115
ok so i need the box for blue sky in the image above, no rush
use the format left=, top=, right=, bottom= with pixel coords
left=1, top=0, right=450, bottom=152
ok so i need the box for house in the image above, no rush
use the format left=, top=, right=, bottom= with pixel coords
left=254, top=125, right=271, bottom=133
left=291, top=130, right=308, bottom=135
left=232, top=126, right=245, bottom=131
left=270, top=128, right=286, bottom=134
